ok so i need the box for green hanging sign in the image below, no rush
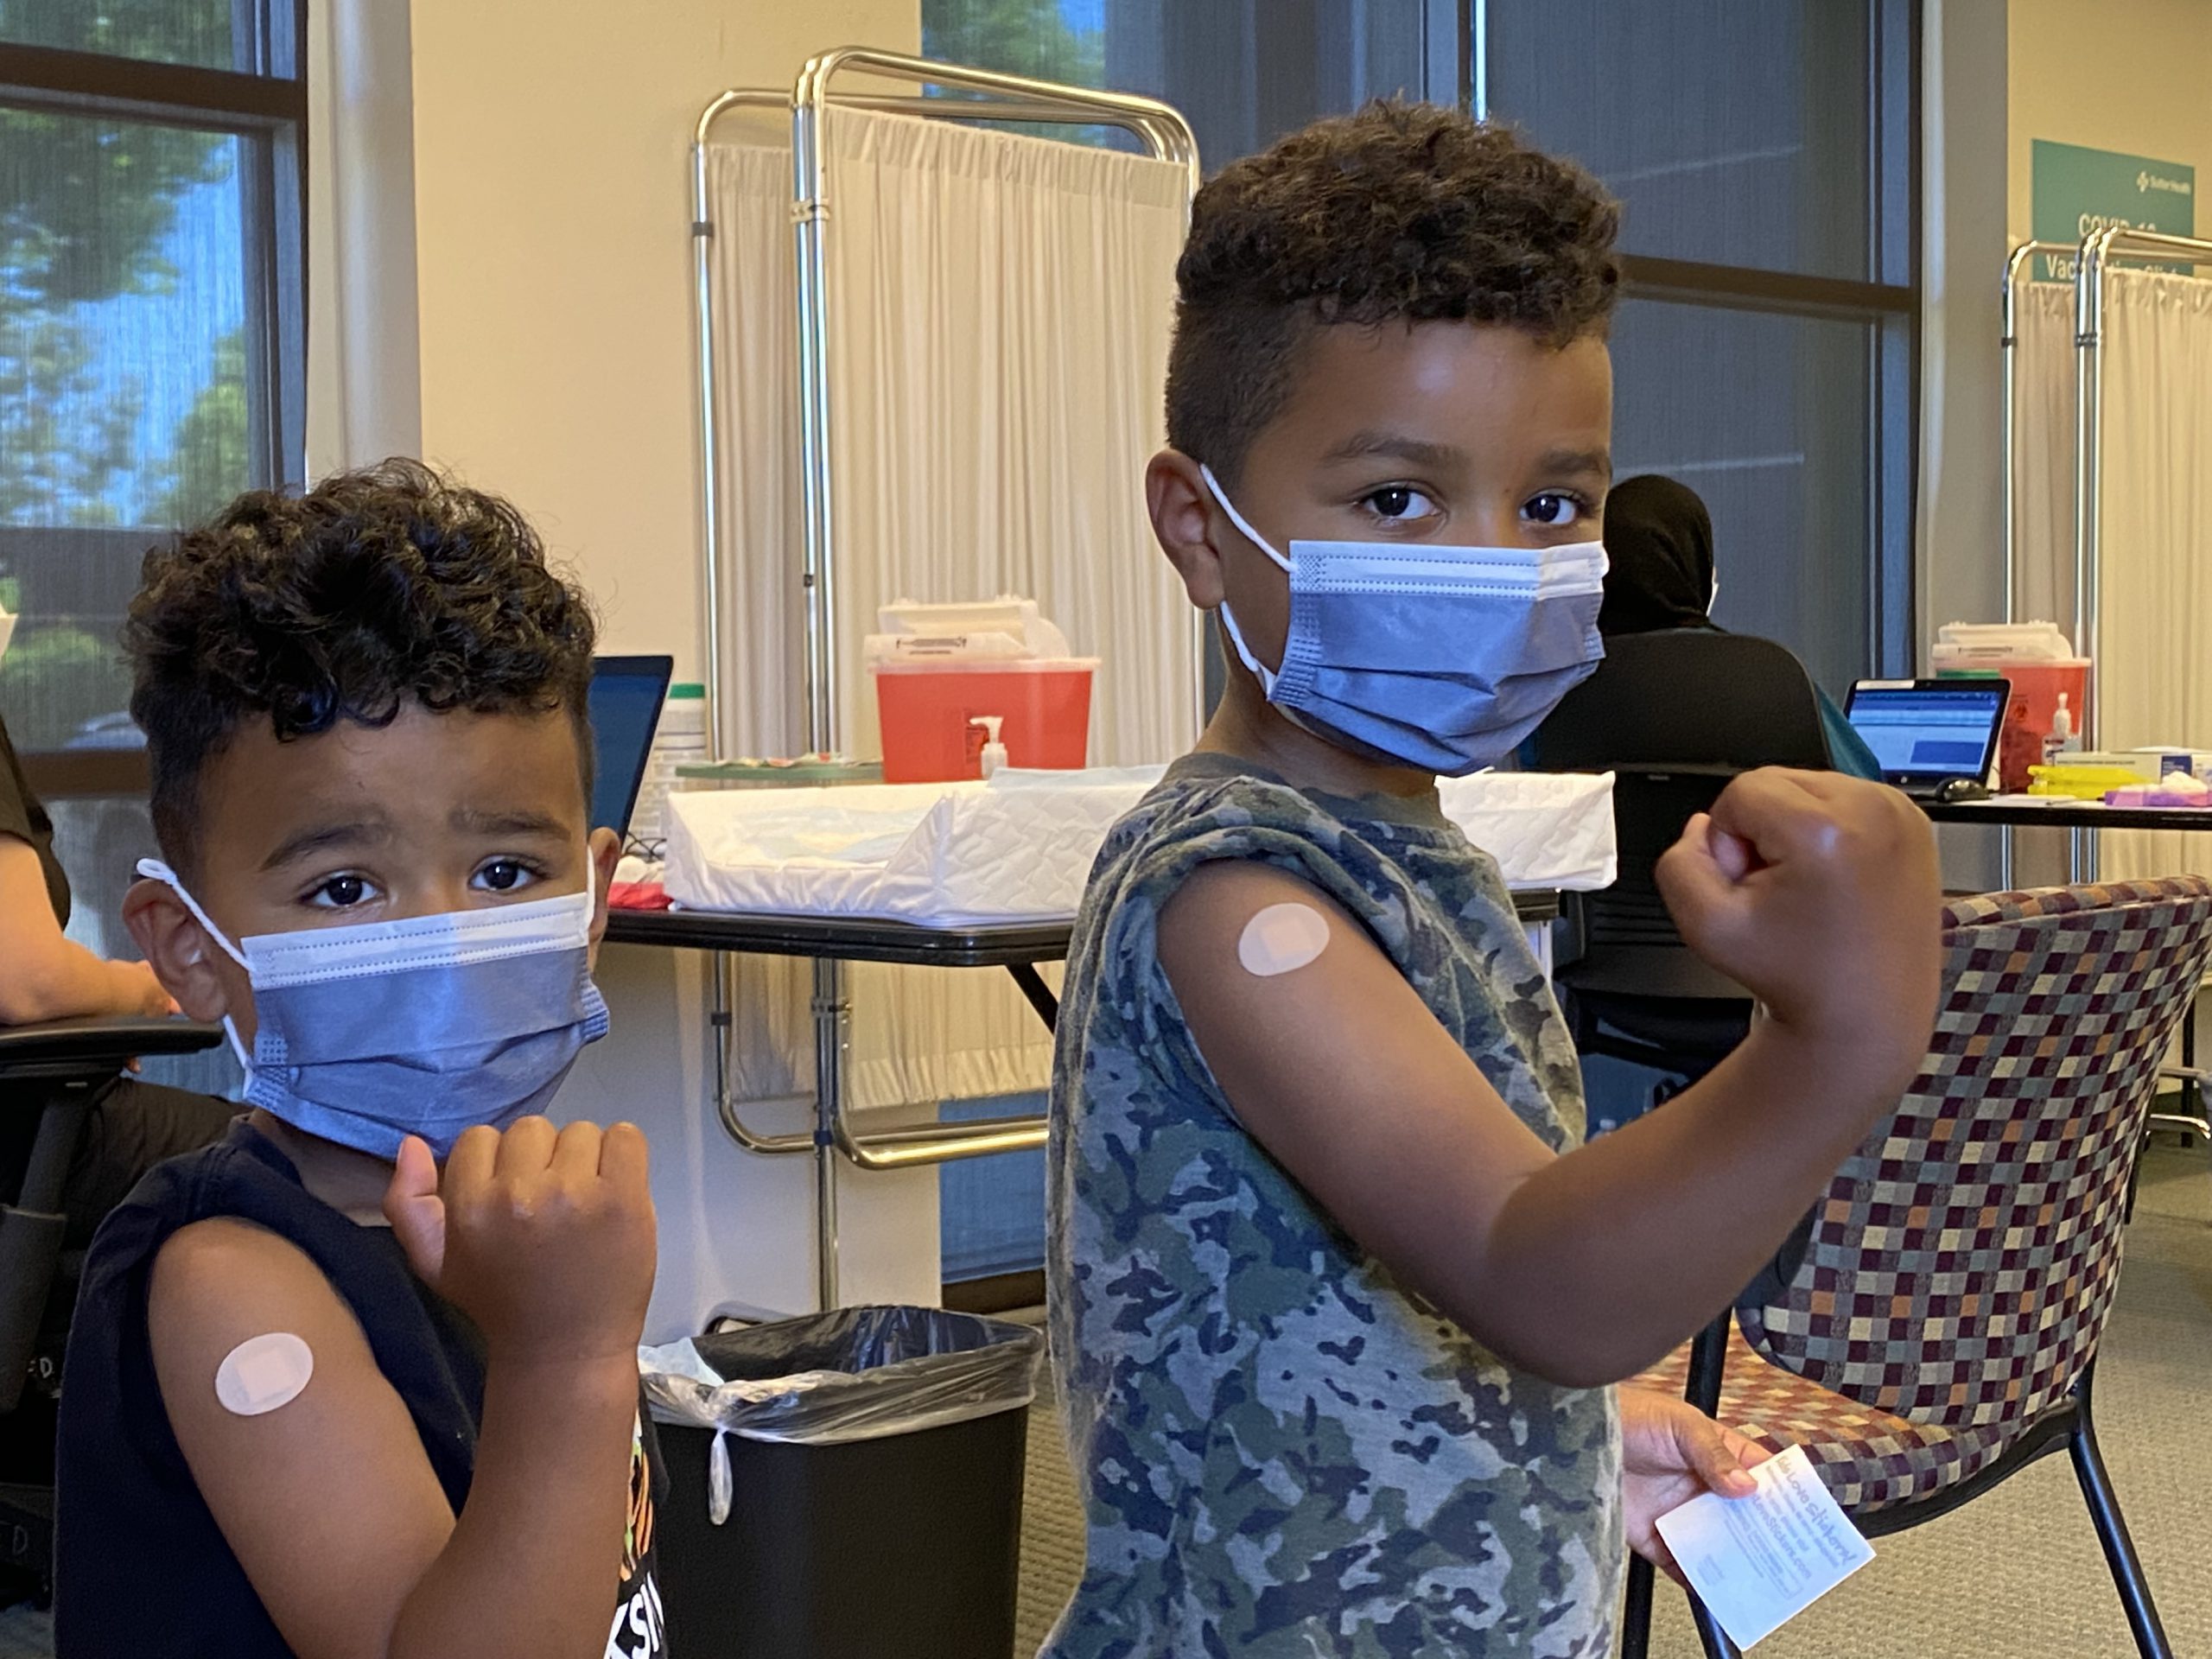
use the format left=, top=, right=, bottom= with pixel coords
left=2031, top=139, right=2196, bottom=283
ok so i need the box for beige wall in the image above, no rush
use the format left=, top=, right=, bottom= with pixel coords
left=2008, top=0, right=2212, bottom=246
left=403, top=0, right=929, bottom=1337
left=408, top=0, right=919, bottom=672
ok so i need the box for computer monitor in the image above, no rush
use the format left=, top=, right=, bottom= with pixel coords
left=586, top=655, right=674, bottom=836
left=1845, top=678, right=2010, bottom=788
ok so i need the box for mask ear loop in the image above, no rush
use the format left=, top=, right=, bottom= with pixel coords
left=135, top=859, right=258, bottom=1076
left=1197, top=465, right=1293, bottom=696
left=136, top=860, right=250, bottom=969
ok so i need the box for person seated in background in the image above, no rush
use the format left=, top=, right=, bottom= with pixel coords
left=1045, top=102, right=1942, bottom=1655
left=0, top=684, right=237, bottom=1243
left=57, top=461, right=668, bottom=1659
left=1599, top=472, right=1885, bottom=779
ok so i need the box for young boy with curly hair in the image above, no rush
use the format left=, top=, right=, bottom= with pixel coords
left=56, top=461, right=667, bottom=1659
left=1045, top=104, right=1941, bottom=1656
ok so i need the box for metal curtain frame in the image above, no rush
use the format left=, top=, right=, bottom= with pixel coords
left=1995, top=238, right=2075, bottom=889
left=1998, top=232, right=2212, bottom=883
left=687, top=50, right=1200, bottom=1308
left=1999, top=239, right=2075, bottom=635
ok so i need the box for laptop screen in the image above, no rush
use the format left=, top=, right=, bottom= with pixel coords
left=1845, top=681, right=2008, bottom=783
left=586, top=655, right=674, bottom=836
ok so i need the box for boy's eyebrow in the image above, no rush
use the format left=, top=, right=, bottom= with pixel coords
left=257, top=819, right=393, bottom=873
left=448, top=806, right=573, bottom=840
left=1317, top=431, right=1471, bottom=470
left=1535, top=447, right=1613, bottom=483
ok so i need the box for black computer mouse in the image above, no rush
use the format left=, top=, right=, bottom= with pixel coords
left=1934, top=777, right=1992, bottom=804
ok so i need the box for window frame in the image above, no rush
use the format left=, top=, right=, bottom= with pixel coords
left=0, top=7, right=309, bottom=787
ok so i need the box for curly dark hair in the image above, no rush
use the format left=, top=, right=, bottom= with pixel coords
left=1166, top=101, right=1621, bottom=486
left=125, top=458, right=599, bottom=866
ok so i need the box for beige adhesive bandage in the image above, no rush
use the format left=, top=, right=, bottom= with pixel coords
left=215, top=1332, right=315, bottom=1416
left=1237, top=902, right=1330, bottom=977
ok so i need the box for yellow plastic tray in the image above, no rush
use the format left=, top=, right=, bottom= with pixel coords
left=2026, top=764, right=2143, bottom=801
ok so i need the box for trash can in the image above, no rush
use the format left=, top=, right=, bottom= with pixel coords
left=642, top=1306, right=1043, bottom=1659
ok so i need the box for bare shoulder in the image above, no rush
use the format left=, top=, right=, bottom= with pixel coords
left=149, top=1217, right=351, bottom=1341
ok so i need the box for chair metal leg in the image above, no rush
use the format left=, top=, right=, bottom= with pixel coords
left=1619, top=1547, right=1738, bottom=1659
left=1618, top=1551, right=1655, bottom=1659
left=1623, top=1313, right=1736, bottom=1657
left=1683, top=1310, right=1730, bottom=1417
left=1634, top=1066, right=1746, bottom=1659
left=2070, top=1382, right=2173, bottom=1659
left=2183, top=1009, right=2198, bottom=1128
left=1688, top=1592, right=1742, bottom=1659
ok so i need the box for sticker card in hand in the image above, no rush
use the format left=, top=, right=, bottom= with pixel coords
left=1653, top=1443, right=1875, bottom=1649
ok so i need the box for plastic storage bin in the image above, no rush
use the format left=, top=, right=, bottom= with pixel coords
left=872, top=658, right=1095, bottom=783
left=1932, top=622, right=2091, bottom=791
left=644, top=1306, right=1042, bottom=1659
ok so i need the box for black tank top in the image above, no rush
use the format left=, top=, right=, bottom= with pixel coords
left=56, top=1119, right=667, bottom=1656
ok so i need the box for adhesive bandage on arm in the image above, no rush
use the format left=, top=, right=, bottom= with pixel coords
left=214, top=1332, right=315, bottom=1416
left=1237, top=902, right=1331, bottom=978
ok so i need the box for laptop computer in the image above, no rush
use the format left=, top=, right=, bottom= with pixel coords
left=586, top=654, right=675, bottom=838
left=1845, top=678, right=2010, bottom=798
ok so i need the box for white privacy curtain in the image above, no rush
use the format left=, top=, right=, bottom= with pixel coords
left=2010, top=280, right=2078, bottom=644
left=817, top=106, right=1192, bottom=762
left=2089, top=269, right=2212, bottom=883
left=702, top=141, right=806, bottom=760
left=697, top=113, right=1188, bottom=1111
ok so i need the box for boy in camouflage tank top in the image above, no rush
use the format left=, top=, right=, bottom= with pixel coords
left=1043, top=104, right=1942, bottom=1657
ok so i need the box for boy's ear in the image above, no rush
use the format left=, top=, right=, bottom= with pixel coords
left=1146, top=449, right=1229, bottom=611
left=586, top=826, right=622, bottom=946
left=122, top=878, right=235, bottom=1024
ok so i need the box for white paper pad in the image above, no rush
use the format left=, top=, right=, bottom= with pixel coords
left=1652, top=1444, right=1874, bottom=1649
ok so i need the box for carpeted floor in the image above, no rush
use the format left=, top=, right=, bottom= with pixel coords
left=1013, top=1137, right=2212, bottom=1658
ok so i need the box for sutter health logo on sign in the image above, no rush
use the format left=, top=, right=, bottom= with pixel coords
left=2032, top=139, right=2196, bottom=282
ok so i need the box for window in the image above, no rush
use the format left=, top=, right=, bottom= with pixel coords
left=0, top=1, right=307, bottom=754
left=1, top=3, right=305, bottom=1100
left=1608, top=299, right=1889, bottom=698
left=1487, top=0, right=1919, bottom=692
left=923, top=0, right=1463, bottom=160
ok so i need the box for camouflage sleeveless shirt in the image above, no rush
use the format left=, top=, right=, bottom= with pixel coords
left=1042, top=753, right=1621, bottom=1657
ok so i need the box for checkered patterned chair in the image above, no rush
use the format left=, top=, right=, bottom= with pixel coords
left=1625, top=878, right=2212, bottom=1659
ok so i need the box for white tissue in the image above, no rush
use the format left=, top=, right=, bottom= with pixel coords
left=639, top=1338, right=725, bottom=1388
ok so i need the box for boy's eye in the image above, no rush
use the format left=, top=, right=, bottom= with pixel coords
left=473, top=859, right=540, bottom=894
left=307, top=874, right=376, bottom=910
left=1522, top=492, right=1586, bottom=528
left=1361, top=486, right=1439, bottom=522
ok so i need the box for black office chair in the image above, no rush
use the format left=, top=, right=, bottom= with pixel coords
left=0, top=1014, right=221, bottom=1582
left=1529, top=629, right=1833, bottom=1064
left=1527, top=630, right=1834, bottom=1659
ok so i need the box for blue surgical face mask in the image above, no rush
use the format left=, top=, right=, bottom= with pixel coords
left=1201, top=466, right=1610, bottom=776
left=139, top=860, right=610, bottom=1160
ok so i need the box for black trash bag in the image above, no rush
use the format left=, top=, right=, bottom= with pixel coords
left=641, top=1306, right=1041, bottom=1524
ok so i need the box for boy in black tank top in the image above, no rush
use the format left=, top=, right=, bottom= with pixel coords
left=57, top=461, right=669, bottom=1658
